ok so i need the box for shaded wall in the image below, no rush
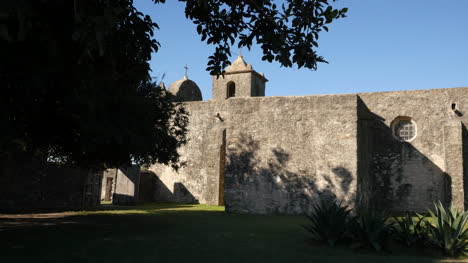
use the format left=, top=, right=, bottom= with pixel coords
left=464, top=123, right=468, bottom=208
left=358, top=87, right=468, bottom=212
left=150, top=86, right=467, bottom=214
left=112, top=166, right=140, bottom=205
left=149, top=100, right=227, bottom=205
left=138, top=170, right=156, bottom=203
left=138, top=170, right=199, bottom=204
left=224, top=95, right=357, bottom=214
left=101, top=168, right=117, bottom=201
left=0, top=157, right=102, bottom=212
left=150, top=94, right=358, bottom=214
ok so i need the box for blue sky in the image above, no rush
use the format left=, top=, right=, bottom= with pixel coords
left=134, top=0, right=468, bottom=99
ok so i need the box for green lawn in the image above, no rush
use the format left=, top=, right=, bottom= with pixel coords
left=0, top=203, right=464, bottom=263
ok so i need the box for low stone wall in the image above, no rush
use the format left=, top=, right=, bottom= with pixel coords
left=0, top=158, right=102, bottom=212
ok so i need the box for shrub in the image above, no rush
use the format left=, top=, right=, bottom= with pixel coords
left=348, top=210, right=393, bottom=252
left=302, top=199, right=351, bottom=246
left=392, top=212, right=427, bottom=247
left=424, top=201, right=468, bottom=257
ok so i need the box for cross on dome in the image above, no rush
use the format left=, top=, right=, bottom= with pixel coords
left=184, top=64, right=189, bottom=79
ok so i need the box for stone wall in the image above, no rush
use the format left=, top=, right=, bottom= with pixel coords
left=464, top=123, right=468, bottom=209
left=212, top=73, right=253, bottom=99
left=112, top=166, right=141, bottom=205
left=358, top=87, right=468, bottom=212
left=250, top=73, right=266, bottom=97
left=150, top=94, right=358, bottom=213
left=101, top=169, right=117, bottom=201
left=150, top=86, right=467, bottom=214
left=0, top=157, right=102, bottom=212
left=223, top=95, right=358, bottom=214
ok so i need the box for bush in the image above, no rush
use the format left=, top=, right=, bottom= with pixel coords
left=424, top=201, right=468, bottom=257
left=303, top=199, right=351, bottom=246
left=392, top=212, right=427, bottom=247
left=348, top=210, right=393, bottom=252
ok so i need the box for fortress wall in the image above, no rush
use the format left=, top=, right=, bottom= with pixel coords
left=222, top=95, right=358, bottom=214
left=147, top=100, right=226, bottom=205
left=358, top=87, right=468, bottom=212
left=149, top=86, right=467, bottom=213
left=150, top=94, right=358, bottom=213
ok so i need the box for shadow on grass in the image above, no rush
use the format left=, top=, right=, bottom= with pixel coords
left=97, top=202, right=200, bottom=211
left=0, top=203, right=224, bottom=229
left=0, top=203, right=450, bottom=263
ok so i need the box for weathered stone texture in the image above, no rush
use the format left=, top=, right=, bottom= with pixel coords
left=149, top=86, right=467, bottom=214
left=101, top=169, right=117, bottom=201
left=212, top=56, right=267, bottom=100
left=149, top=102, right=226, bottom=205
left=112, top=166, right=140, bottom=205
left=223, top=95, right=358, bottom=214
left=444, top=122, right=464, bottom=210
left=358, top=87, right=468, bottom=212
left=212, top=73, right=253, bottom=99
left=168, top=77, right=203, bottom=102
left=150, top=94, right=358, bottom=213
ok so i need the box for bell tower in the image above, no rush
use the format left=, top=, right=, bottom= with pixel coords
left=212, top=56, right=268, bottom=100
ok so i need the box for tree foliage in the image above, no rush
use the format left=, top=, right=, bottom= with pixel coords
left=153, top=0, right=347, bottom=74
left=0, top=0, right=346, bottom=168
left=1, top=0, right=188, bottom=169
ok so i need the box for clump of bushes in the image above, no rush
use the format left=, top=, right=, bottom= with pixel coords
left=425, top=202, right=468, bottom=257
left=392, top=212, right=427, bottom=248
left=303, top=200, right=468, bottom=257
left=302, top=199, right=350, bottom=247
left=348, top=210, right=393, bottom=252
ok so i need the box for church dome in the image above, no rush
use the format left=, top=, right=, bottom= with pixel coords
left=168, top=76, right=203, bottom=102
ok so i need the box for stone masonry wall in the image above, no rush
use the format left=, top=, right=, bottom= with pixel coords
left=212, top=73, right=253, bottom=100
left=150, top=94, right=358, bottom=213
left=101, top=169, right=117, bottom=201
left=358, top=87, right=468, bottom=212
left=150, top=86, right=467, bottom=214
left=112, top=166, right=141, bottom=205
left=223, top=95, right=358, bottom=214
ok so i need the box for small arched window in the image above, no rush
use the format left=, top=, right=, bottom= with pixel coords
left=227, top=82, right=236, bottom=98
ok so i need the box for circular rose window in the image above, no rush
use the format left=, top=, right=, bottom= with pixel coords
left=392, top=117, right=417, bottom=142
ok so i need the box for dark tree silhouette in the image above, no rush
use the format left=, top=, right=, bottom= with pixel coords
left=0, top=0, right=346, bottom=169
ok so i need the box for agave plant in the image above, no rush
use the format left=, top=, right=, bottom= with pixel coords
left=348, top=210, right=393, bottom=252
left=425, top=201, right=468, bottom=257
left=302, top=199, right=351, bottom=247
left=392, top=212, right=427, bottom=247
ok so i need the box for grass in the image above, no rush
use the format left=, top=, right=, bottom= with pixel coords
left=0, top=203, right=465, bottom=263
